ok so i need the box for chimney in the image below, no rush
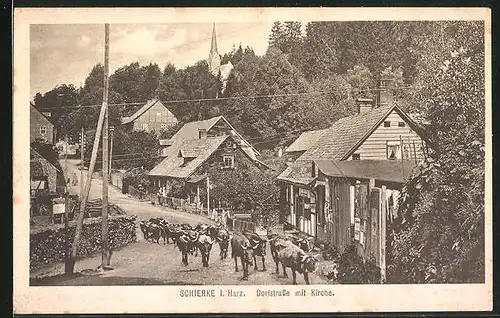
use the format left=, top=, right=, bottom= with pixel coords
left=198, top=128, right=207, bottom=139
left=357, top=98, right=374, bottom=115
left=378, top=75, right=394, bottom=107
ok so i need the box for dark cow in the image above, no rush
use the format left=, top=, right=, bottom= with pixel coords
left=139, top=221, right=150, bottom=240
left=266, top=228, right=289, bottom=273
left=196, top=233, right=215, bottom=267
left=230, top=232, right=255, bottom=280
left=276, top=245, right=319, bottom=285
left=175, top=230, right=199, bottom=266
left=164, top=223, right=183, bottom=244
left=243, top=230, right=268, bottom=271
left=286, top=233, right=312, bottom=252
left=194, top=223, right=210, bottom=234
left=215, top=228, right=230, bottom=260
left=180, top=223, right=192, bottom=231
left=148, top=223, right=162, bottom=244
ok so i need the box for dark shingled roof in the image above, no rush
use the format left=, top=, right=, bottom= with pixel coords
left=277, top=103, right=427, bottom=185
left=299, top=104, right=395, bottom=161
left=285, top=129, right=329, bottom=153
left=314, top=159, right=417, bottom=184
left=148, top=135, right=229, bottom=178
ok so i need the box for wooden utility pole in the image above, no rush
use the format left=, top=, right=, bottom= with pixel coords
left=101, top=23, right=111, bottom=270
left=68, top=24, right=110, bottom=274
left=399, top=135, right=405, bottom=181
left=64, top=134, right=71, bottom=274
left=80, top=127, right=85, bottom=198
left=109, top=126, right=114, bottom=182
left=206, top=176, right=210, bottom=217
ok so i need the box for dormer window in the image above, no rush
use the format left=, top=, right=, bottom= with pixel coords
left=222, top=155, right=234, bottom=169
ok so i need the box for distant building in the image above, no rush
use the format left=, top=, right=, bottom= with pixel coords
left=207, top=23, right=233, bottom=93
left=121, top=98, right=179, bottom=133
left=30, top=104, right=55, bottom=144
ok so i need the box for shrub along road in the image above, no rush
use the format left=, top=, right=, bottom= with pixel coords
left=30, top=160, right=328, bottom=286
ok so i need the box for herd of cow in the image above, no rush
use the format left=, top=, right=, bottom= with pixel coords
left=138, top=217, right=324, bottom=285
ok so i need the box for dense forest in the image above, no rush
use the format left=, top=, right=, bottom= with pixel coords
left=34, top=21, right=481, bottom=148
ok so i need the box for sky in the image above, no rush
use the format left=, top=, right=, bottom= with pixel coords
left=30, top=22, right=286, bottom=99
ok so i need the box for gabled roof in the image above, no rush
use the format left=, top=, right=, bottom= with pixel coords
left=276, top=160, right=315, bottom=186
left=167, top=115, right=260, bottom=156
left=315, top=159, right=417, bottom=184
left=30, top=148, right=60, bottom=177
left=148, top=135, right=229, bottom=178
left=30, top=104, right=54, bottom=127
left=121, top=99, right=174, bottom=125
left=277, top=103, right=427, bottom=185
left=285, top=128, right=329, bottom=153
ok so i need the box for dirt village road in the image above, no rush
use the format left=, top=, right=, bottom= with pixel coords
left=30, top=160, right=329, bottom=286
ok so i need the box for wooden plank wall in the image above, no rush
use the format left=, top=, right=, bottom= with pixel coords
left=331, top=179, right=353, bottom=254
left=349, top=111, right=426, bottom=161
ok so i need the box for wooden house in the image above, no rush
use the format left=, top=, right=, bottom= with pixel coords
left=30, top=104, right=55, bottom=144
left=277, top=96, right=430, bottom=241
left=121, top=98, right=178, bottom=133
left=148, top=116, right=268, bottom=206
left=30, top=148, right=63, bottom=194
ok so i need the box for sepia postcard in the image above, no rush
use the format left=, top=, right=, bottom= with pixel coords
left=13, top=7, right=492, bottom=314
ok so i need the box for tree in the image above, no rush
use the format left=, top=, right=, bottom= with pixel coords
left=32, top=84, right=80, bottom=138
left=387, top=21, right=485, bottom=284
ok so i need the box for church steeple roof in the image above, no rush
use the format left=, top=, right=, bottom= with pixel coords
left=208, top=23, right=221, bottom=77
left=210, top=23, right=219, bottom=56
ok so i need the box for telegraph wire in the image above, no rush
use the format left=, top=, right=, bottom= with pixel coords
left=34, top=86, right=418, bottom=111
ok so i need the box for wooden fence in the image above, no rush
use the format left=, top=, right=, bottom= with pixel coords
left=227, top=218, right=256, bottom=232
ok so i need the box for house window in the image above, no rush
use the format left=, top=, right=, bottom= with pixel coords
left=222, top=155, right=234, bottom=168
left=40, top=126, right=47, bottom=135
left=398, top=122, right=406, bottom=127
left=142, top=123, right=149, bottom=131
left=383, top=121, right=391, bottom=127
left=352, top=153, right=360, bottom=160
left=387, top=141, right=402, bottom=160
left=161, top=123, right=167, bottom=130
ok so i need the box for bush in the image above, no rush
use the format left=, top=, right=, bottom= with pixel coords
left=30, top=215, right=137, bottom=269
left=337, top=244, right=381, bottom=284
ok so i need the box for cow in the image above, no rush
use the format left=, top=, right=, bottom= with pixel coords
left=243, top=230, right=268, bottom=271
left=196, top=233, right=215, bottom=267
left=194, top=223, right=210, bottom=234
left=215, top=228, right=230, bottom=260
left=285, top=233, right=312, bottom=252
left=266, top=228, right=290, bottom=274
left=164, top=223, right=183, bottom=244
left=139, top=221, right=150, bottom=240
left=175, top=230, right=199, bottom=266
left=230, top=232, right=255, bottom=280
left=148, top=223, right=163, bottom=244
left=276, top=245, right=319, bottom=285
left=180, top=223, right=193, bottom=231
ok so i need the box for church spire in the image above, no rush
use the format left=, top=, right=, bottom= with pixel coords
left=208, top=23, right=221, bottom=77
left=210, top=23, right=218, bottom=56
